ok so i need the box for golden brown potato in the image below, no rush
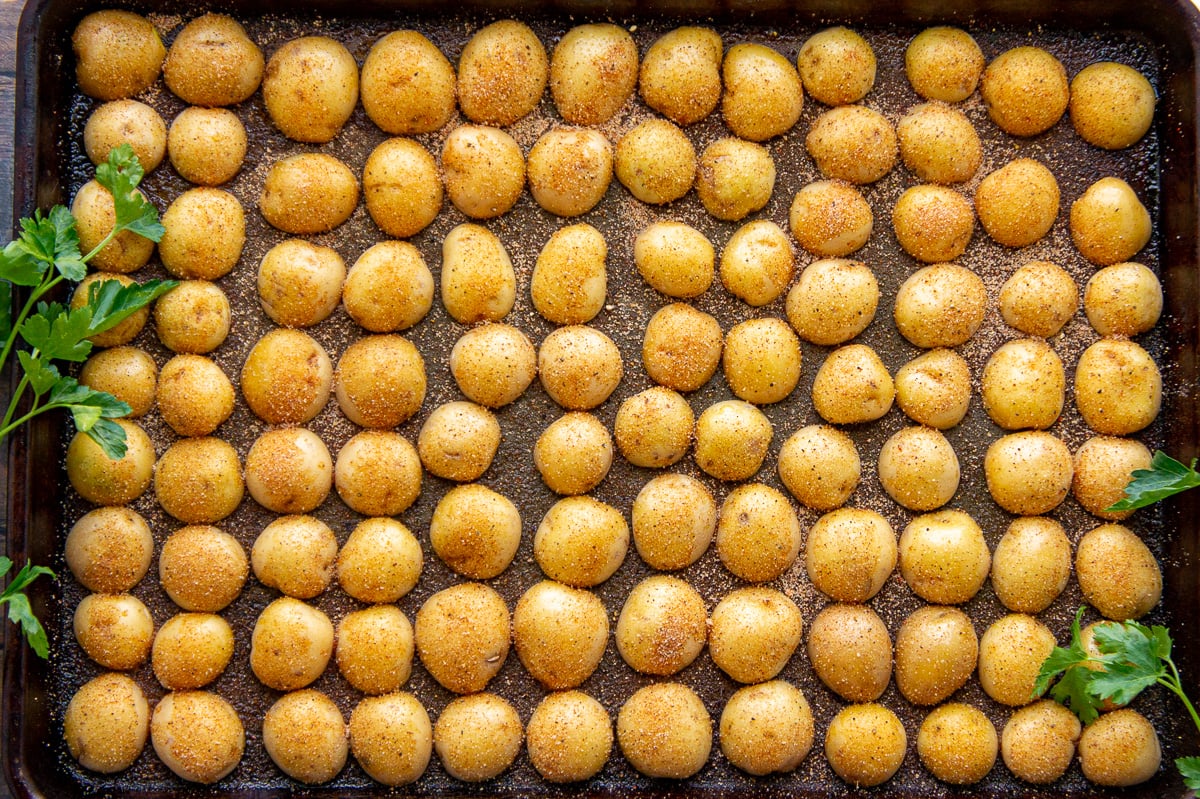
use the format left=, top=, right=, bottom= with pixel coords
left=975, top=158, right=1060, bottom=248
left=85, top=100, right=166, bottom=170
left=642, top=303, right=723, bottom=392
left=261, top=153, right=359, bottom=234
left=1076, top=523, right=1162, bottom=620
left=534, top=412, right=614, bottom=494
left=900, top=509, right=990, bottom=604
left=786, top=258, right=878, bottom=345
left=1070, top=62, right=1156, bottom=150
left=811, top=344, right=894, bottom=424
left=797, top=26, right=876, bottom=106
left=634, top=221, right=714, bottom=299
left=984, top=431, right=1073, bottom=515
left=164, top=14, right=263, bottom=106
left=158, top=188, right=244, bottom=280
left=980, top=46, right=1069, bottom=136
left=1078, top=708, right=1161, bottom=786
left=66, top=507, right=153, bottom=593
left=431, top=484, right=521, bottom=579
left=526, top=691, right=612, bottom=783
left=71, top=181, right=155, bottom=274
left=824, top=703, right=906, bottom=788
left=720, top=220, right=795, bottom=306
left=250, top=597, right=334, bottom=691
left=616, top=574, right=707, bottom=675
left=550, top=24, right=638, bottom=125
left=527, top=127, right=613, bottom=217
left=531, top=223, right=608, bottom=323
left=535, top=495, right=628, bottom=587
left=1084, top=261, right=1163, bottom=336
left=717, top=483, right=802, bottom=582
left=720, top=681, right=813, bottom=776
left=457, top=20, right=548, bottom=126
left=417, top=401, right=501, bottom=482
left=151, top=612, right=234, bottom=690
left=614, top=387, right=694, bottom=469
left=695, top=400, right=773, bottom=481
left=64, top=673, right=149, bottom=773
left=617, top=683, right=711, bottom=779
left=892, top=184, right=974, bottom=263
left=981, top=338, right=1066, bottom=430
left=1073, top=435, right=1153, bottom=520
left=337, top=517, right=422, bottom=604
left=66, top=419, right=154, bottom=506
left=894, top=263, right=987, bottom=348
left=360, top=30, right=455, bottom=134
left=167, top=107, right=246, bottom=186
left=73, top=10, right=165, bottom=100
left=240, top=328, right=332, bottom=424
left=878, top=425, right=960, bottom=511
left=257, top=239, right=345, bottom=328
left=639, top=27, right=722, bottom=125
left=336, top=605, right=414, bottom=695
left=1071, top=177, right=1152, bottom=265
left=806, top=508, right=895, bottom=602
left=334, top=431, right=422, bottom=517
left=449, top=323, right=537, bottom=408
left=441, top=125, right=526, bottom=219
left=999, top=260, right=1078, bottom=337
left=897, top=102, right=981, bottom=184
left=991, top=517, right=1072, bottom=613
left=263, top=36, right=359, bottom=143
left=156, top=354, right=234, bottom=437
left=154, top=280, right=231, bottom=354
left=1001, top=700, right=1081, bottom=784
left=631, top=473, right=714, bottom=569
left=74, top=593, right=154, bottom=670
left=433, top=694, right=523, bottom=782
left=79, top=346, right=157, bottom=419
left=150, top=691, right=243, bottom=784
left=917, top=704, right=998, bottom=785
left=71, top=274, right=148, bottom=347
left=415, top=582, right=510, bottom=694
left=349, top=693, right=431, bottom=786
left=335, top=334, right=426, bottom=428
left=696, top=138, right=776, bottom=220
left=722, top=318, right=802, bottom=405
left=709, top=587, right=803, bottom=684
left=262, top=690, right=347, bottom=785
left=894, top=348, right=972, bottom=429
left=721, top=43, right=803, bottom=141
left=344, top=241, right=433, bottom=332
left=514, top=581, right=608, bottom=689
left=159, top=525, right=248, bottom=612
left=905, top=27, right=984, bottom=103
left=363, top=137, right=442, bottom=238
left=1074, top=338, right=1161, bottom=434
left=251, top=514, right=337, bottom=598
left=806, top=105, right=898, bottom=184
left=778, top=424, right=861, bottom=510
left=788, top=180, right=873, bottom=257
left=978, top=614, right=1055, bottom=706
left=894, top=605, right=978, bottom=705
left=538, top=325, right=623, bottom=410
left=614, top=118, right=697, bottom=205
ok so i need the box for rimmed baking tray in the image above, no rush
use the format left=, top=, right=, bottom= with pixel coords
left=5, top=0, right=1200, bottom=797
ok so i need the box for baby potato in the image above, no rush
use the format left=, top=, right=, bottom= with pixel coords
left=981, top=338, right=1066, bottom=430
left=334, top=431, right=422, bottom=516
left=786, top=258, right=878, bottom=345
left=894, top=605, right=978, bottom=705
left=151, top=612, right=234, bottom=690
left=695, top=400, right=773, bottom=481
left=1071, top=177, right=1152, bottom=265
left=614, top=118, right=696, bottom=204
left=1074, top=338, right=1161, bottom=434
left=349, top=693, right=431, bottom=786
left=642, top=303, right=723, bottom=392
left=457, top=20, right=548, bottom=126
left=71, top=274, right=148, bottom=347
left=360, top=30, right=455, bottom=134
left=894, top=263, right=987, bottom=348
left=897, top=102, right=982, bottom=184
left=720, top=681, right=813, bottom=776
left=73, top=10, right=165, bottom=100
left=158, top=188, right=244, bottom=280
left=250, top=597, right=334, bottom=691
left=895, top=348, right=972, bottom=429
left=344, top=241, right=434, bottom=332
left=710, top=587, right=803, bottom=684
left=1077, top=523, right=1162, bottom=620
left=64, top=673, right=149, bottom=773
left=1070, top=62, right=1156, bottom=150
left=85, top=100, right=166, bottom=171
left=415, top=582, right=510, bottom=694
left=618, top=683, right=712, bottom=780
left=241, top=328, right=333, bottom=424
left=806, top=105, right=898, bottom=184
left=261, top=153, right=359, bottom=234
left=66, top=419, right=154, bottom=506
left=74, top=593, right=154, bottom=670
left=434, top=694, right=523, bottom=782
left=1002, top=700, right=1081, bottom=784
left=808, top=603, right=891, bottom=702
left=532, top=223, right=608, bottom=324
left=985, top=431, right=1074, bottom=515
left=825, top=703, right=907, bottom=788
left=991, top=517, right=1072, bottom=613
left=722, top=43, right=803, bottom=141
left=71, top=180, right=154, bottom=274
left=251, top=514, right=337, bottom=599
left=905, top=26, right=984, bottom=103
left=811, top=344, right=895, bottom=424
left=778, top=424, right=861, bottom=510
left=1084, top=261, right=1163, bottom=336
left=999, top=260, right=1079, bottom=337
left=263, top=690, right=347, bottom=784
left=1073, top=435, right=1152, bottom=520
left=159, top=525, right=248, bottom=612
left=1078, top=708, right=1161, bottom=786
left=639, top=26, right=722, bottom=125
left=66, top=507, right=153, bottom=593
left=892, top=184, right=974, bottom=263
left=717, top=483, right=802, bottom=582
left=336, top=605, right=414, bottom=695
left=164, top=13, right=263, bottom=107
left=534, top=412, right=614, bottom=494
left=154, top=280, right=231, bottom=354
left=981, top=46, right=1069, bottom=136
left=615, top=387, right=694, bottom=468
left=526, top=691, right=612, bottom=783
left=721, top=318, right=801, bottom=405
left=634, top=221, right=714, bottom=299
left=527, top=127, right=613, bottom=217
left=150, top=691, right=243, bottom=784
left=879, top=426, right=960, bottom=511
left=720, top=220, right=795, bottom=306
left=257, top=239, right=344, bottom=328
left=535, top=495, right=629, bottom=586
left=806, top=508, right=895, bottom=602
left=900, top=510, right=990, bottom=603
left=539, top=325, right=623, bottom=410
left=978, top=614, right=1055, bottom=706
left=418, top=401, right=501, bottom=482
left=79, top=346, right=157, bottom=418
left=335, top=334, right=427, bottom=427
left=789, top=180, right=873, bottom=257
left=156, top=354, right=234, bottom=437
left=616, top=575, right=708, bottom=676
left=431, top=484, right=521, bottom=579
left=263, top=36, right=359, bottom=143
left=550, top=23, right=638, bottom=125
left=441, top=124, right=525, bottom=219
left=449, top=323, right=537, bottom=408
left=917, top=704, right=998, bottom=785
left=632, top=473, right=715, bottom=570
left=975, top=158, right=1060, bottom=248
left=337, top=517, right=422, bottom=603
left=363, top=137, right=442, bottom=238
left=696, top=138, right=776, bottom=220
left=797, top=26, right=876, bottom=106
left=167, top=107, right=246, bottom=186
left=514, top=581, right=608, bottom=689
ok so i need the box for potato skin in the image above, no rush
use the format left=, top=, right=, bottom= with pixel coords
left=449, top=323, right=537, bottom=408
left=337, top=517, right=422, bottom=604
left=999, top=260, right=1078, bottom=337
left=538, top=325, right=622, bottom=410
left=905, top=26, right=984, bottom=103
left=894, top=348, right=972, bottom=429
left=877, top=426, right=960, bottom=511
left=1070, top=177, right=1152, bottom=266
left=978, top=614, right=1055, bottom=706
left=250, top=597, right=334, bottom=691
left=433, top=694, right=523, bottom=782
left=631, top=473, right=714, bottom=569
left=980, top=46, right=1068, bottom=136
left=720, top=680, right=814, bottom=776
left=981, top=338, right=1066, bottom=430
left=262, top=691, right=349, bottom=785
left=430, top=484, right=521, bottom=579
left=534, top=496, right=628, bottom=587
left=721, top=43, right=803, bottom=141
left=696, top=138, right=776, bottom=220
left=251, top=514, right=337, bottom=598
left=824, top=703, right=906, bottom=788
left=615, top=119, right=697, bottom=205
left=73, top=10, right=165, bottom=100
left=806, top=106, right=898, bottom=185
left=1073, top=435, right=1152, bottom=521
left=527, top=127, right=613, bottom=217
left=257, top=239, right=345, bottom=328
left=150, top=690, right=244, bottom=784
left=66, top=507, right=154, bottom=593
left=894, top=263, right=987, bottom=349
left=1076, top=523, right=1162, bottom=620
left=615, top=575, right=707, bottom=676
left=74, top=593, right=154, bottom=670
left=417, top=401, right=501, bottom=482
left=798, top=27, right=876, bottom=105
left=85, top=100, right=166, bottom=171
left=167, top=107, right=246, bottom=186
left=1084, top=262, right=1162, bottom=336
left=154, top=280, right=231, bottom=354
left=163, top=14, right=264, bottom=107
left=72, top=181, right=155, bottom=274
left=79, top=346, right=157, bottom=419
left=1070, top=62, right=1156, bottom=150
left=151, top=612, right=235, bottom=690
left=789, top=181, right=873, bottom=258
left=617, top=683, right=711, bottom=779
left=363, top=138, right=442, bottom=238
left=990, top=517, right=1071, bottom=613
left=334, top=431, right=422, bottom=517
left=806, top=508, right=895, bottom=602
left=615, top=387, right=694, bottom=469
left=156, top=354, right=234, bottom=437
left=532, top=223, right=608, bottom=323
left=514, top=581, right=608, bottom=689
left=894, top=605, right=977, bottom=705
left=550, top=24, right=638, bottom=125
left=639, top=26, right=722, bottom=125
left=694, top=400, right=773, bottom=481
left=66, top=419, right=154, bottom=507
left=334, top=334, right=427, bottom=428
left=900, top=509, right=990, bottom=604
left=897, top=102, right=982, bottom=184
left=721, top=220, right=795, bottom=306
left=65, top=673, right=149, bottom=773
left=159, top=525, right=248, bottom=612
left=360, top=30, right=456, bottom=134
left=526, top=691, right=612, bottom=783
left=261, top=153, right=359, bottom=234
left=344, top=241, right=433, bottom=332
left=709, top=587, right=803, bottom=684
left=414, top=582, right=510, bottom=694
left=1078, top=708, right=1161, bottom=787
left=349, top=693, right=431, bottom=786
left=441, top=124, right=525, bottom=219
left=807, top=603, right=892, bottom=702
left=975, top=158, right=1060, bottom=248
left=336, top=605, right=414, bottom=695
left=812, top=344, right=894, bottom=424
left=721, top=318, right=801, bottom=405
left=891, top=184, right=974, bottom=263
left=457, top=20, right=548, bottom=126
left=263, top=36, right=359, bottom=143
left=534, top=412, right=614, bottom=495
left=1074, top=338, right=1161, bottom=434
left=634, top=221, right=713, bottom=299
left=241, top=328, right=333, bottom=425
left=984, top=431, right=1074, bottom=515
left=717, top=484, right=801, bottom=582
left=1001, top=699, right=1081, bottom=784
left=778, top=424, right=861, bottom=510
left=642, top=303, right=723, bottom=392
left=917, top=704, right=998, bottom=785
left=158, top=188, right=245, bottom=280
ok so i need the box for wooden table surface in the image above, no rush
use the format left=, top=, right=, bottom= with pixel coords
left=1, top=0, right=16, bottom=236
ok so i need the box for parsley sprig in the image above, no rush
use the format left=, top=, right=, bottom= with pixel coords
left=1036, top=607, right=1200, bottom=788
left=0, top=558, right=54, bottom=659
left=1108, top=450, right=1200, bottom=512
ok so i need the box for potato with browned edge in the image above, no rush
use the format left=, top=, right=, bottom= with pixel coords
left=980, top=46, right=1068, bottom=136
left=360, top=30, right=455, bottom=134
left=431, top=484, right=521, bottom=580
left=535, top=496, right=628, bottom=587
left=73, top=10, right=165, bottom=101
left=895, top=605, right=978, bottom=706
left=263, top=36, right=359, bottom=143
left=798, top=27, right=876, bottom=105
left=457, top=20, right=548, bottom=126
left=639, top=27, right=722, bottom=125
left=905, top=27, right=984, bottom=103
left=262, top=689, right=348, bottom=784
left=976, top=158, right=1060, bottom=248
left=550, top=24, right=638, bottom=125
left=85, top=100, right=166, bottom=170
left=163, top=14, right=263, bottom=106
left=65, top=673, right=149, bottom=773
left=151, top=690, right=243, bottom=784
left=167, top=108, right=246, bottom=186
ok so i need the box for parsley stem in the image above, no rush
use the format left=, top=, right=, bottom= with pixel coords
left=79, top=227, right=118, bottom=265
left=1160, top=658, right=1200, bottom=735
left=0, top=272, right=58, bottom=376
left=0, top=371, right=31, bottom=434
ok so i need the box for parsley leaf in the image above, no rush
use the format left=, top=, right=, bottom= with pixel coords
left=1090, top=620, right=1164, bottom=706
left=0, top=560, right=53, bottom=659
left=1035, top=608, right=1105, bottom=724
left=48, top=205, right=85, bottom=281
left=94, top=144, right=164, bottom=243
left=85, top=277, right=175, bottom=337
left=1107, top=450, right=1200, bottom=511
left=19, top=304, right=94, bottom=362
left=0, top=239, right=47, bottom=287
left=1177, top=757, right=1200, bottom=790
left=16, top=351, right=59, bottom=395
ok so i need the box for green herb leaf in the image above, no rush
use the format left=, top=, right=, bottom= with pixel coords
left=19, top=304, right=93, bottom=362
left=13, top=212, right=59, bottom=264
left=1089, top=620, right=1165, bottom=706
left=94, top=144, right=164, bottom=243
left=0, top=281, right=12, bottom=341
left=1177, top=757, right=1200, bottom=790
left=84, top=417, right=128, bottom=458
left=49, top=377, right=134, bottom=458
left=16, top=351, right=59, bottom=395
left=48, top=205, right=85, bottom=281
left=0, top=561, right=53, bottom=660
left=0, top=557, right=12, bottom=577
left=1107, top=451, right=1200, bottom=511
left=0, top=240, right=47, bottom=286
left=1034, top=608, right=1105, bottom=725
left=86, top=277, right=176, bottom=337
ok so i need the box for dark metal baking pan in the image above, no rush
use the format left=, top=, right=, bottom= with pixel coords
left=5, top=0, right=1200, bottom=797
